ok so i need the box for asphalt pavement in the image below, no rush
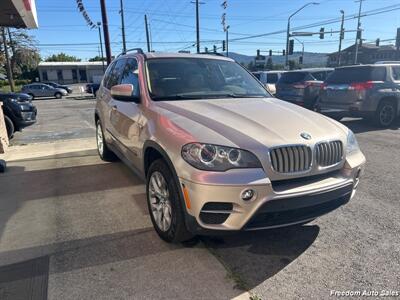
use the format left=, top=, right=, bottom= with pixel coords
left=0, top=98, right=399, bottom=300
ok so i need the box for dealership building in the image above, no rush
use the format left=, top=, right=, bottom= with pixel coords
left=38, top=62, right=105, bottom=84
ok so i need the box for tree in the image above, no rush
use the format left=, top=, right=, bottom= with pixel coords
left=45, top=53, right=81, bottom=62
left=88, top=55, right=106, bottom=62
left=0, top=29, right=40, bottom=80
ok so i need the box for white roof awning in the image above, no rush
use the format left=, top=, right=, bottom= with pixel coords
left=0, top=0, right=38, bottom=29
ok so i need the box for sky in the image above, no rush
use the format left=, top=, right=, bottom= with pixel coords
left=30, top=0, right=400, bottom=60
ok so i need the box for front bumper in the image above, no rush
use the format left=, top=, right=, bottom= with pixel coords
left=180, top=151, right=365, bottom=233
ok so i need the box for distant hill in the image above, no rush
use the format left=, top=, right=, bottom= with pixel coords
left=226, top=52, right=328, bottom=68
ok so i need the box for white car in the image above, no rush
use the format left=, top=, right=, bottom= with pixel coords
left=252, top=71, right=285, bottom=95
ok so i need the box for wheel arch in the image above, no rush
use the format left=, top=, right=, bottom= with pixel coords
left=378, top=96, right=399, bottom=116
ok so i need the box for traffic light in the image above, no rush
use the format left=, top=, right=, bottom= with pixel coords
left=299, top=56, right=303, bottom=64
left=213, top=45, right=217, bottom=53
left=376, top=38, right=380, bottom=47
left=319, top=27, right=325, bottom=39
left=356, top=29, right=362, bottom=40
left=282, top=49, right=286, bottom=56
left=289, top=39, right=294, bottom=55
left=222, top=40, right=226, bottom=51
left=269, top=49, right=272, bottom=57
left=257, top=49, right=260, bottom=57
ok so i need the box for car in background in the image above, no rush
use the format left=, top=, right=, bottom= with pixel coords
left=21, top=83, right=68, bottom=99
left=275, top=68, right=333, bottom=109
left=43, top=81, right=73, bottom=94
left=86, top=83, right=100, bottom=96
left=319, top=64, right=400, bottom=127
left=252, top=71, right=285, bottom=95
left=0, top=92, right=37, bottom=138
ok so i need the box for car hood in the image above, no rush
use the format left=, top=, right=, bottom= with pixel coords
left=157, top=97, right=348, bottom=149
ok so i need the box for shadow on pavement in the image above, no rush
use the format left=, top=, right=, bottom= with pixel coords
left=201, top=224, right=320, bottom=289
left=341, top=117, right=400, bottom=134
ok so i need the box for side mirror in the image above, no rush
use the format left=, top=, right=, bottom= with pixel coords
left=111, top=84, right=140, bottom=103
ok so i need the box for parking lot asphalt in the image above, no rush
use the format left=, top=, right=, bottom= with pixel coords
left=1, top=99, right=399, bottom=299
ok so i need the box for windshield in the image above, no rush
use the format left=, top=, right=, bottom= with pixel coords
left=146, top=58, right=270, bottom=100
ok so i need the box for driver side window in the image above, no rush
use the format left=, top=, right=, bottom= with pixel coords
left=120, top=58, right=140, bottom=97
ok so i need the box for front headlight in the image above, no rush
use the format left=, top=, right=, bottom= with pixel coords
left=9, top=98, right=18, bottom=103
left=181, top=143, right=262, bottom=171
left=346, top=130, right=360, bottom=155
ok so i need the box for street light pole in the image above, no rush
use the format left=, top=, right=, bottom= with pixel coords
left=97, top=22, right=105, bottom=73
left=338, top=10, right=345, bottom=66
left=286, top=2, right=319, bottom=67
left=226, top=26, right=229, bottom=57
left=196, top=0, right=200, bottom=53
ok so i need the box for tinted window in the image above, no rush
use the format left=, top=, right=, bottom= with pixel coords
left=326, top=67, right=386, bottom=84
left=267, top=73, right=279, bottom=84
left=120, top=58, right=140, bottom=97
left=278, top=72, right=308, bottom=84
left=312, top=71, right=327, bottom=81
left=146, top=58, right=270, bottom=100
left=392, top=66, right=400, bottom=81
left=253, top=73, right=261, bottom=80
left=107, top=59, right=125, bottom=89
left=103, top=61, right=116, bottom=89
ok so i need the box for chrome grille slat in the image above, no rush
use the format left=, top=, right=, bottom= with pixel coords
left=316, top=140, right=343, bottom=167
left=270, top=145, right=312, bottom=173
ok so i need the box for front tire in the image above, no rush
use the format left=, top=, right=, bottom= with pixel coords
left=4, top=115, right=15, bottom=139
left=55, top=92, right=62, bottom=99
left=96, top=120, right=117, bottom=161
left=146, top=159, right=193, bottom=243
left=374, top=100, right=397, bottom=127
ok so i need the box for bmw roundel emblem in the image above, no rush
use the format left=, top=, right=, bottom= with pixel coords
left=300, top=132, right=312, bottom=140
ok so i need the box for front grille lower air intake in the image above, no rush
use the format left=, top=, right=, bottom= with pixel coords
left=316, top=141, right=343, bottom=167
left=270, top=145, right=312, bottom=173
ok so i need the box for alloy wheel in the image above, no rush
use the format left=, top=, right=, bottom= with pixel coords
left=96, top=123, right=104, bottom=155
left=380, top=104, right=395, bottom=126
left=149, top=171, right=172, bottom=232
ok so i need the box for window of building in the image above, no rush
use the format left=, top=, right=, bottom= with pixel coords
left=57, top=70, right=63, bottom=81
left=392, top=66, right=400, bottom=81
left=42, top=71, right=48, bottom=81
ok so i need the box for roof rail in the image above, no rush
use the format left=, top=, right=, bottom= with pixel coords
left=117, top=48, right=145, bottom=58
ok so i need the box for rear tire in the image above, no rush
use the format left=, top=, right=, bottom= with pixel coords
left=146, top=159, right=193, bottom=243
left=96, top=120, right=118, bottom=161
left=374, top=100, right=397, bottom=127
left=55, top=92, right=62, bottom=99
left=4, top=115, right=15, bottom=139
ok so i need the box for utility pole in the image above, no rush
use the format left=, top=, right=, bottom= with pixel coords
left=97, top=22, right=105, bottom=73
left=338, top=10, right=345, bottom=66
left=145, top=14, right=151, bottom=52
left=226, top=26, right=229, bottom=57
left=354, top=0, right=364, bottom=65
left=1, top=28, right=14, bottom=92
left=100, top=0, right=112, bottom=65
left=119, top=0, right=127, bottom=53
left=195, top=0, right=200, bottom=53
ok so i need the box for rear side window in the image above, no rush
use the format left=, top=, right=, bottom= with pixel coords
left=103, top=61, right=116, bottom=90
left=326, top=67, right=386, bottom=84
left=392, top=66, right=400, bottom=81
left=267, top=73, right=279, bottom=84
left=279, top=72, right=308, bottom=84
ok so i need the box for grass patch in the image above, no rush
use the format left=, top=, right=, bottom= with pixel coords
left=0, top=85, right=22, bottom=93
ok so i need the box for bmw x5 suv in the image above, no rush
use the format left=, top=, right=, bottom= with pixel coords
left=95, top=51, right=365, bottom=243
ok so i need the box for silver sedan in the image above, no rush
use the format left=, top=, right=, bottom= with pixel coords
left=21, top=83, right=68, bottom=99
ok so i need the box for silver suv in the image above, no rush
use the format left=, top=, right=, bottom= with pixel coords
left=95, top=50, right=365, bottom=243
left=319, top=64, right=400, bottom=127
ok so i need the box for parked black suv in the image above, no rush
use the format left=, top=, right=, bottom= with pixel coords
left=0, top=92, right=37, bottom=138
left=275, top=68, right=333, bottom=109
left=319, top=64, right=400, bottom=127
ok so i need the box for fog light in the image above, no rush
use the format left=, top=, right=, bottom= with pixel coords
left=241, top=189, right=255, bottom=201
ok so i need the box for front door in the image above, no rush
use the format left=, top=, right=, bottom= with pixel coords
left=108, top=58, right=143, bottom=168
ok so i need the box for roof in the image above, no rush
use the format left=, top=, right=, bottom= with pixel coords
left=38, top=61, right=104, bottom=67
left=0, top=0, right=38, bottom=28
left=141, top=52, right=234, bottom=61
